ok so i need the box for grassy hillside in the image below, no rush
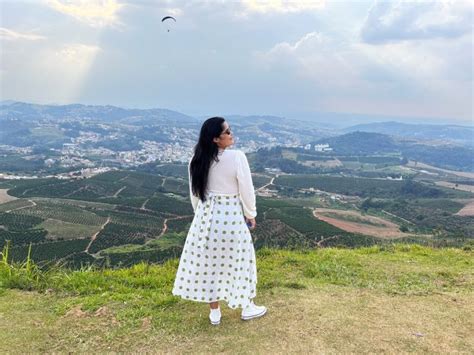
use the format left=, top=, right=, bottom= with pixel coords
left=1, top=244, right=473, bottom=353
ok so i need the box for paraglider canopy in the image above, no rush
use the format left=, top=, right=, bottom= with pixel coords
left=162, top=16, right=176, bottom=32
left=161, top=16, right=176, bottom=22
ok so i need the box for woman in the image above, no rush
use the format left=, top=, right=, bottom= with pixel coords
left=172, top=117, right=267, bottom=325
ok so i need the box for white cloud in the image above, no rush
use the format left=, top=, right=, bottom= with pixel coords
left=256, top=27, right=472, bottom=120
left=46, top=0, right=125, bottom=28
left=361, top=0, right=473, bottom=44
left=241, top=0, right=325, bottom=14
left=0, top=27, right=46, bottom=41
left=256, top=32, right=358, bottom=89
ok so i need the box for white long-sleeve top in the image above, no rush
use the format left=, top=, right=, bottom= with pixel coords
left=188, top=148, right=257, bottom=219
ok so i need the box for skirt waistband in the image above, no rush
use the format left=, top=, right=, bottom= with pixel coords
left=206, top=192, right=239, bottom=197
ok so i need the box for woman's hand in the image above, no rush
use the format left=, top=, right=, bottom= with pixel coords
left=245, top=217, right=256, bottom=230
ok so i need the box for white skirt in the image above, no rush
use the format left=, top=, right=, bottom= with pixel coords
left=172, top=192, right=257, bottom=309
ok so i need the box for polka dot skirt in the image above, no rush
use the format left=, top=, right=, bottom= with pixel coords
left=172, top=193, right=257, bottom=309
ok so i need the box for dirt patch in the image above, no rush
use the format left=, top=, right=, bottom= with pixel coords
left=313, top=208, right=426, bottom=239
left=0, top=189, right=17, bottom=204
left=435, top=181, right=474, bottom=193
left=456, top=200, right=474, bottom=216
left=63, top=305, right=88, bottom=318
left=301, top=159, right=342, bottom=168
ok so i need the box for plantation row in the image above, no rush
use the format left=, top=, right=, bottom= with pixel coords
left=343, top=156, right=401, bottom=164
left=265, top=207, right=346, bottom=235
left=275, top=175, right=471, bottom=199
left=252, top=219, right=308, bottom=249
left=0, top=199, right=33, bottom=212
left=96, top=196, right=150, bottom=208
left=166, top=217, right=193, bottom=234
left=99, top=232, right=186, bottom=267
left=101, top=245, right=183, bottom=267
left=0, top=210, right=47, bottom=246
left=14, top=201, right=107, bottom=226
left=375, top=199, right=474, bottom=237
left=162, top=177, right=188, bottom=195
left=5, top=171, right=187, bottom=202
left=145, top=194, right=194, bottom=215
left=8, top=238, right=90, bottom=263
left=0, top=212, right=44, bottom=230
left=0, top=229, right=47, bottom=246
left=94, top=209, right=164, bottom=231
left=89, top=223, right=155, bottom=253
left=137, top=163, right=188, bottom=178
left=251, top=175, right=273, bottom=189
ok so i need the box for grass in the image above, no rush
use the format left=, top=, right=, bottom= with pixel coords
left=0, top=243, right=473, bottom=353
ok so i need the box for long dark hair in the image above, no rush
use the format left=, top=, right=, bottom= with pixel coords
left=190, top=116, right=226, bottom=202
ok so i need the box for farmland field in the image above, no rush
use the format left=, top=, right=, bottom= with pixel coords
left=312, top=208, right=429, bottom=239
left=39, top=219, right=100, bottom=240
left=456, top=200, right=474, bottom=216
left=0, top=189, right=17, bottom=204
left=1, top=163, right=472, bottom=268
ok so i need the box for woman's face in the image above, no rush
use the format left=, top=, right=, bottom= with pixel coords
left=213, top=121, right=234, bottom=149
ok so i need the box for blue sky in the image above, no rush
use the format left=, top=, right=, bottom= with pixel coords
left=1, top=0, right=472, bottom=124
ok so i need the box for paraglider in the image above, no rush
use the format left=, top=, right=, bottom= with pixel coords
left=162, top=16, right=176, bottom=32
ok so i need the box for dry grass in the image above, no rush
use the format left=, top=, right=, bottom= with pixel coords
left=1, top=245, right=473, bottom=353
left=1, top=284, right=473, bottom=353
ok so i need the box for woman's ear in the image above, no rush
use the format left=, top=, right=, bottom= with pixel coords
left=213, top=137, right=220, bottom=144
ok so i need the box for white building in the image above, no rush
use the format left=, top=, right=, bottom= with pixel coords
left=314, top=144, right=333, bottom=152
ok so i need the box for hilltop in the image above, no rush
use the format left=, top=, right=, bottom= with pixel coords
left=1, top=244, right=473, bottom=353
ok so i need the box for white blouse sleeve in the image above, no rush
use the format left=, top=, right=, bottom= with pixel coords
left=188, top=160, right=199, bottom=213
left=236, top=151, right=257, bottom=219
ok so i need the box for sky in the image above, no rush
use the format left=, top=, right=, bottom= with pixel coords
left=0, top=0, right=473, bottom=125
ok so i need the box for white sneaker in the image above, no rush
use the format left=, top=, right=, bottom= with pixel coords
left=241, top=300, right=267, bottom=321
left=209, top=307, right=221, bottom=325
